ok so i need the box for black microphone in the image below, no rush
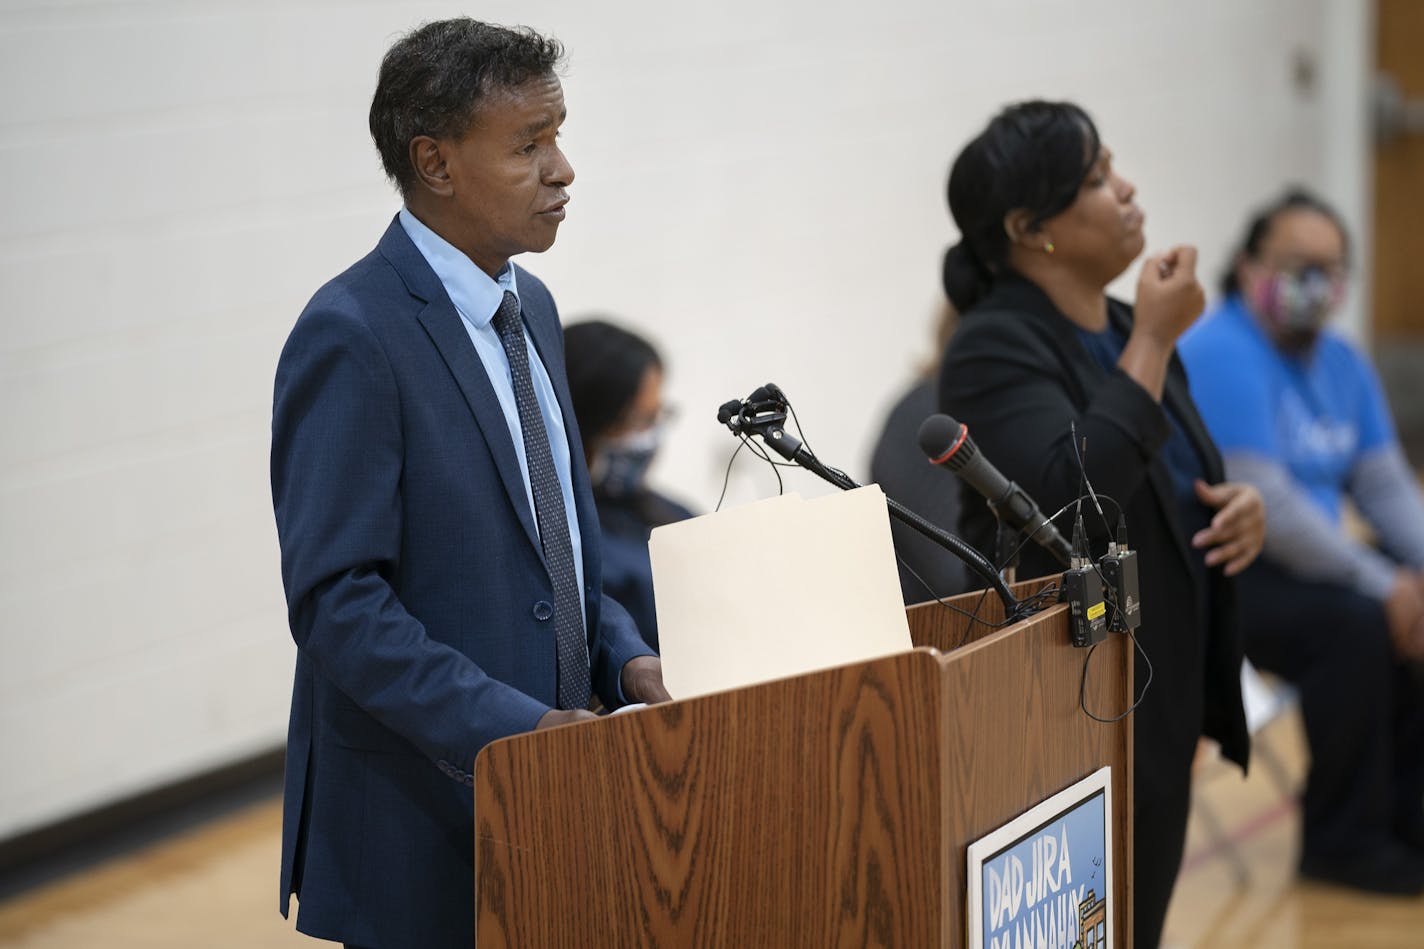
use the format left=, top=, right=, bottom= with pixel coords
left=717, top=399, right=744, bottom=426
left=916, top=413, right=1072, bottom=566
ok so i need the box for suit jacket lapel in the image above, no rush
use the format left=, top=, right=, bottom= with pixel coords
left=417, top=298, right=544, bottom=556
left=1161, top=360, right=1225, bottom=484
left=377, top=217, right=544, bottom=558
left=1157, top=356, right=1228, bottom=568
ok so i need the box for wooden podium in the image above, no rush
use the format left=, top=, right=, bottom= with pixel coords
left=473, top=578, right=1133, bottom=947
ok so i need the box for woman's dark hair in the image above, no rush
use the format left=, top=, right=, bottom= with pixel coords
left=1219, top=188, right=1351, bottom=296
left=563, top=320, right=663, bottom=441
left=942, top=101, right=1101, bottom=313
left=369, top=19, right=564, bottom=195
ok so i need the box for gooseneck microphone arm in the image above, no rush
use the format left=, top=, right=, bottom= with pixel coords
left=719, top=387, right=1021, bottom=615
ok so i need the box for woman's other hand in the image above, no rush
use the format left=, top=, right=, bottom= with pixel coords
left=1191, top=479, right=1266, bottom=576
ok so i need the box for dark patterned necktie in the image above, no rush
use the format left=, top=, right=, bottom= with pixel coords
left=492, top=291, right=591, bottom=709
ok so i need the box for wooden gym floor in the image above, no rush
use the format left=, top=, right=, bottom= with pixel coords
left=0, top=707, right=1420, bottom=947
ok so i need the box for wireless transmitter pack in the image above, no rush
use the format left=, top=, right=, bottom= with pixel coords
left=1098, top=515, right=1142, bottom=633
left=1061, top=514, right=1108, bottom=648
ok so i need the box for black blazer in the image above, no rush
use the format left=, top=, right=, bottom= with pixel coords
left=938, top=276, right=1249, bottom=770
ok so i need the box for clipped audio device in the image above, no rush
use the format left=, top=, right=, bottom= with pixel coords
left=1061, top=514, right=1108, bottom=648
left=1098, top=515, right=1142, bottom=634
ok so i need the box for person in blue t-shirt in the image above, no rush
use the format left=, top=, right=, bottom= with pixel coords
left=1180, top=189, right=1424, bottom=895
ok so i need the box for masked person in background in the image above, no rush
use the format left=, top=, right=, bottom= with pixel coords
left=1180, top=189, right=1424, bottom=895
left=564, top=320, right=695, bottom=651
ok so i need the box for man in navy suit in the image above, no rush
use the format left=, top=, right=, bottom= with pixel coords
left=270, top=19, right=670, bottom=948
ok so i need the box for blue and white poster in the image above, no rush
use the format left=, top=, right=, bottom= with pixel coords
left=966, top=767, right=1113, bottom=949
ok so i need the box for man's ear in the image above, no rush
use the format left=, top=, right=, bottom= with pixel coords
left=1003, top=208, right=1039, bottom=249
left=409, top=136, right=454, bottom=198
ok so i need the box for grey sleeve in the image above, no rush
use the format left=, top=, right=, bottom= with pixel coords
left=1349, top=444, right=1424, bottom=569
left=1225, top=452, right=1397, bottom=601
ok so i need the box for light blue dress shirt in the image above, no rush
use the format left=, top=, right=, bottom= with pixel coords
left=399, top=208, right=586, bottom=615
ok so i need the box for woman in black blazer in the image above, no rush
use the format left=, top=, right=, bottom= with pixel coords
left=937, top=101, right=1265, bottom=949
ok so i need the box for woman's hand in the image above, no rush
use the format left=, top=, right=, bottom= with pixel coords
left=1191, top=479, right=1265, bottom=576
left=1120, top=246, right=1206, bottom=400
left=1134, top=246, right=1206, bottom=347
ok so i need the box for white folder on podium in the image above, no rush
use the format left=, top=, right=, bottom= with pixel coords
left=649, top=485, right=913, bottom=699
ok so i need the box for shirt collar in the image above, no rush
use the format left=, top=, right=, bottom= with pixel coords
left=398, top=207, right=519, bottom=327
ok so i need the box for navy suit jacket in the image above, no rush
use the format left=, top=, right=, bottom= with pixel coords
left=270, top=216, right=653, bottom=948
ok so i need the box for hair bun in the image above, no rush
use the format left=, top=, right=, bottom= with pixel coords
left=942, top=242, right=990, bottom=314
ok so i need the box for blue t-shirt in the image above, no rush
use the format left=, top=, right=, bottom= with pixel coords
left=1178, top=296, right=1394, bottom=526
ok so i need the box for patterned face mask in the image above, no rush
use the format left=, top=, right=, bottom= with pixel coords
left=1249, top=266, right=1343, bottom=343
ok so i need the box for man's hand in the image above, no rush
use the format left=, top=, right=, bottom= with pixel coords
left=1191, top=479, right=1266, bottom=577
left=535, top=708, right=597, bottom=730
left=620, top=655, right=673, bottom=705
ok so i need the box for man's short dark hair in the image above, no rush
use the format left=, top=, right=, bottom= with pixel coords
left=369, top=18, right=564, bottom=195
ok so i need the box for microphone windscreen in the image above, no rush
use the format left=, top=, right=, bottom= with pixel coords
left=717, top=399, right=743, bottom=424
left=747, top=385, right=771, bottom=403
left=917, top=413, right=964, bottom=459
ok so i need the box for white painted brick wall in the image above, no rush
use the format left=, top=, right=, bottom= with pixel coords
left=0, top=0, right=1368, bottom=839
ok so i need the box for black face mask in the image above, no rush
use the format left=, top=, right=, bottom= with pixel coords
left=592, top=427, right=660, bottom=499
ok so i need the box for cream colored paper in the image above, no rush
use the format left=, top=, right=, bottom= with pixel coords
left=649, top=485, right=913, bottom=699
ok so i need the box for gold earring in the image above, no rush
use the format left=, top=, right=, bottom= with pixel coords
left=1044, top=241, right=1055, bottom=254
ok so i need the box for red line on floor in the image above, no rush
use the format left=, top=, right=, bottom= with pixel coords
left=1180, top=795, right=1297, bottom=875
